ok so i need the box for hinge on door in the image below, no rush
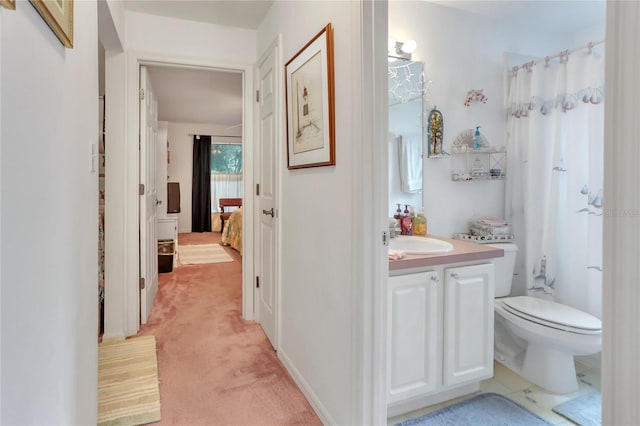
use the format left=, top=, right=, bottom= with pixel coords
left=139, top=277, right=146, bottom=289
left=139, top=88, right=145, bottom=100
left=256, top=183, right=260, bottom=196
left=256, top=276, right=260, bottom=288
left=383, top=231, right=390, bottom=246
left=139, top=183, right=145, bottom=195
left=256, top=90, right=260, bottom=102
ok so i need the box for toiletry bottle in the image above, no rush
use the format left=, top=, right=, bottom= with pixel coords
left=413, top=207, right=427, bottom=236
left=400, top=205, right=413, bottom=235
left=394, top=203, right=402, bottom=220
left=473, top=126, right=482, bottom=149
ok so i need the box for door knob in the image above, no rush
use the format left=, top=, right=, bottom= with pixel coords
left=262, top=208, right=274, bottom=217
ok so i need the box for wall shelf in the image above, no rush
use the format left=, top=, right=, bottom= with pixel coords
left=450, top=129, right=506, bottom=181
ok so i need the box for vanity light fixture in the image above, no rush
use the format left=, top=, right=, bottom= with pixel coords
left=388, top=38, right=417, bottom=61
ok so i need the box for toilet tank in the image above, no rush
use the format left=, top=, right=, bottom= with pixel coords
left=486, top=243, right=518, bottom=297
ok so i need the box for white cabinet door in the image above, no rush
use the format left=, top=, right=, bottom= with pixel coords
left=443, top=264, right=494, bottom=387
left=388, top=271, right=440, bottom=404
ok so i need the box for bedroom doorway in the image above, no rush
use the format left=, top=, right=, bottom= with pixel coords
left=114, top=51, right=257, bottom=337
left=141, top=63, right=247, bottom=323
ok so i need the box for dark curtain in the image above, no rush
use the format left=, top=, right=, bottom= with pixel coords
left=192, top=136, right=212, bottom=232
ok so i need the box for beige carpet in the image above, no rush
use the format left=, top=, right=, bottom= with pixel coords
left=98, top=336, right=161, bottom=426
left=178, top=243, right=233, bottom=265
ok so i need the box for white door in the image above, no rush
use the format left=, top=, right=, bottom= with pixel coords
left=387, top=271, right=440, bottom=404
left=443, top=263, right=494, bottom=387
left=256, top=45, right=278, bottom=348
left=139, top=65, right=159, bottom=324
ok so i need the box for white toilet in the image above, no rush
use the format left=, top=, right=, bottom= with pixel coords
left=487, top=243, right=602, bottom=394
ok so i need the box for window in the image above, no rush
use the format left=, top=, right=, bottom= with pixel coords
left=211, top=143, right=242, bottom=173
left=210, top=143, right=243, bottom=214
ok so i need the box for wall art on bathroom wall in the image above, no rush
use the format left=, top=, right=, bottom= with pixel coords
left=427, top=107, right=445, bottom=157
left=285, top=23, right=335, bottom=169
left=29, top=0, right=74, bottom=48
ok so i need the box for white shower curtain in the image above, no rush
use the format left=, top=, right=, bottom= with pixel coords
left=506, top=50, right=604, bottom=318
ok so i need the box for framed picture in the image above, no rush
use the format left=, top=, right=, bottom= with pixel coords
left=285, top=23, right=335, bottom=169
left=1, top=0, right=16, bottom=10
left=30, top=0, right=74, bottom=48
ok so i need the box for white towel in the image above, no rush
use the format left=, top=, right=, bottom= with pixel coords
left=397, top=135, right=423, bottom=193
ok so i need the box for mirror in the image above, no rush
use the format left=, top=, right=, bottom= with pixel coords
left=388, top=60, right=425, bottom=216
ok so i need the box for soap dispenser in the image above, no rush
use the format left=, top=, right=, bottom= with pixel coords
left=413, top=207, right=427, bottom=236
left=400, top=205, right=413, bottom=235
left=473, top=126, right=482, bottom=149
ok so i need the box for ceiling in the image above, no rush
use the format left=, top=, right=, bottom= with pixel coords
left=130, top=0, right=604, bottom=129
left=147, top=66, right=243, bottom=127
left=429, top=0, right=604, bottom=33
left=124, top=0, right=274, bottom=30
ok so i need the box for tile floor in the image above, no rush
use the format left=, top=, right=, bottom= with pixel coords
left=388, top=360, right=601, bottom=425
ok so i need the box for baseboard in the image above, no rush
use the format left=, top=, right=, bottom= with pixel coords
left=278, top=349, right=336, bottom=425
left=101, top=332, right=125, bottom=341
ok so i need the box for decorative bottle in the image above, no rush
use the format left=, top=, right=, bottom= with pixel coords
left=473, top=126, right=482, bottom=149
left=413, top=207, right=427, bottom=236
left=400, top=205, right=413, bottom=235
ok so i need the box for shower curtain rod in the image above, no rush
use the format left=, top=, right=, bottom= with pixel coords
left=512, top=39, right=605, bottom=73
left=188, top=133, right=242, bottom=139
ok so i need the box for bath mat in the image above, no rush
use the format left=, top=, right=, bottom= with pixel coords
left=552, top=392, right=601, bottom=426
left=178, top=243, right=233, bottom=264
left=396, top=393, right=552, bottom=426
left=98, top=336, right=161, bottom=426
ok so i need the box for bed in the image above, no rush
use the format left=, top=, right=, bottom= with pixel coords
left=221, top=207, right=243, bottom=254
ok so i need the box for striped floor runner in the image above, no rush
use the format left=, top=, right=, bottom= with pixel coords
left=178, top=243, right=233, bottom=265
left=98, top=336, right=161, bottom=426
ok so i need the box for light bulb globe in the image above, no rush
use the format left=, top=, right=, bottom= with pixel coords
left=401, top=40, right=417, bottom=54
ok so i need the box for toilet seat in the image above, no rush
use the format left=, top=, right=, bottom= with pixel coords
left=499, top=296, right=601, bottom=335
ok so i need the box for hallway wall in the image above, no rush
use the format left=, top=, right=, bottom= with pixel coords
left=1, top=1, right=99, bottom=423
left=257, top=3, right=365, bottom=424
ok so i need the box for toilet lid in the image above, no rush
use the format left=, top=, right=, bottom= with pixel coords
left=502, top=296, right=602, bottom=333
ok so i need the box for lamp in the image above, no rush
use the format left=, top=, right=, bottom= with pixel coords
left=388, top=38, right=417, bottom=61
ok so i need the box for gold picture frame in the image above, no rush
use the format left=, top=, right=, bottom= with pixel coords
left=30, top=0, right=74, bottom=48
left=285, top=23, right=335, bottom=169
left=1, top=0, right=16, bottom=10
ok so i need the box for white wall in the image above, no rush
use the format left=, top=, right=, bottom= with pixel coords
left=257, top=3, right=363, bottom=424
left=166, top=121, right=242, bottom=232
left=1, top=1, right=98, bottom=424
left=125, top=11, right=256, bottom=61
left=389, top=2, right=586, bottom=239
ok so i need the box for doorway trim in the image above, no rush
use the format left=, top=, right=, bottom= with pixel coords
left=118, top=50, right=255, bottom=336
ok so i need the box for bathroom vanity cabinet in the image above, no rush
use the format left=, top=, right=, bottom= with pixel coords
left=387, top=261, right=495, bottom=417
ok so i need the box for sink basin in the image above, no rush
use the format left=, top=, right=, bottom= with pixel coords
left=389, top=236, right=454, bottom=254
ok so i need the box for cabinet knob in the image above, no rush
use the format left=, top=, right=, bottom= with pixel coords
left=450, top=272, right=459, bottom=279
left=430, top=275, right=439, bottom=282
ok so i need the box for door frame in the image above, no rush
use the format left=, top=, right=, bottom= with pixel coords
left=121, top=51, right=255, bottom=335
